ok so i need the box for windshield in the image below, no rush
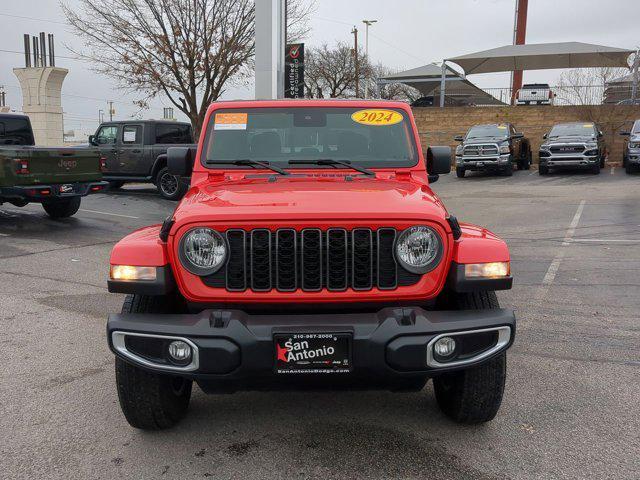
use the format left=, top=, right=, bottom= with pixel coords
left=466, top=125, right=509, bottom=139
left=202, top=107, right=418, bottom=169
left=549, top=124, right=596, bottom=137
left=0, top=117, right=34, bottom=146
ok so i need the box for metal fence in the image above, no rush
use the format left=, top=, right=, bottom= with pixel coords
left=440, top=83, right=638, bottom=107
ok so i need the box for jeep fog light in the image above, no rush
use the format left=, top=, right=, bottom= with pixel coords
left=168, top=340, right=192, bottom=363
left=433, top=337, right=456, bottom=358
left=464, top=262, right=509, bottom=278
left=110, top=265, right=157, bottom=281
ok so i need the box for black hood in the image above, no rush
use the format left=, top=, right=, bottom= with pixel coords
left=463, top=136, right=508, bottom=145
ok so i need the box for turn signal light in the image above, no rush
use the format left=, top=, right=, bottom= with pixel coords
left=110, top=265, right=157, bottom=281
left=464, top=262, right=510, bottom=278
left=99, top=157, right=107, bottom=172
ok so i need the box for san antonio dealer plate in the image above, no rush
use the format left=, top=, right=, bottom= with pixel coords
left=274, top=333, right=351, bottom=374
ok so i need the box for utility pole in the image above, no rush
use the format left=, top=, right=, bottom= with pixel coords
left=108, top=101, right=114, bottom=121
left=352, top=26, right=360, bottom=98
left=631, top=48, right=639, bottom=104
left=362, top=19, right=377, bottom=98
left=510, top=0, right=529, bottom=105
left=98, top=109, right=104, bottom=124
left=0, top=86, right=5, bottom=108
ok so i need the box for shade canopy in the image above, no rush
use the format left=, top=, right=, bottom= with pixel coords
left=379, top=63, right=506, bottom=106
left=447, top=42, right=633, bottom=75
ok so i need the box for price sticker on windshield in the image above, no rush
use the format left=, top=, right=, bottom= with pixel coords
left=351, top=109, right=403, bottom=126
left=214, top=112, right=248, bottom=130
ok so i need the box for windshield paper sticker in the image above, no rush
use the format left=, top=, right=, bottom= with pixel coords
left=351, top=109, right=403, bottom=126
left=214, top=113, right=248, bottom=130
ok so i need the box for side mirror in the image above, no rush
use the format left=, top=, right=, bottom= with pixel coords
left=453, top=135, right=464, bottom=142
left=513, top=132, right=524, bottom=139
left=167, top=147, right=195, bottom=176
left=426, top=146, right=452, bottom=182
left=88, top=135, right=98, bottom=146
left=620, top=131, right=631, bottom=136
left=543, top=133, right=548, bottom=140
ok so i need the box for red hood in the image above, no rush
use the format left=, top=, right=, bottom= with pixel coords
left=172, top=173, right=450, bottom=230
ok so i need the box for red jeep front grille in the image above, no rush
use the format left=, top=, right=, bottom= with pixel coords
left=201, top=227, right=422, bottom=293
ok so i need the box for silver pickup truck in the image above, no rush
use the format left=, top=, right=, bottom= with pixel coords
left=621, top=119, right=640, bottom=174
left=538, top=122, right=606, bottom=175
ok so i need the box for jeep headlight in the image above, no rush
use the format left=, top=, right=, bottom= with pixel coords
left=179, top=227, right=227, bottom=275
left=395, top=226, right=443, bottom=274
left=499, top=143, right=511, bottom=154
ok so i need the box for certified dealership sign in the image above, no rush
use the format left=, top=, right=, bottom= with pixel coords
left=285, top=43, right=305, bottom=99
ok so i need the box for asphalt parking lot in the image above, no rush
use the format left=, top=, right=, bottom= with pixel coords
left=1, top=167, right=639, bottom=480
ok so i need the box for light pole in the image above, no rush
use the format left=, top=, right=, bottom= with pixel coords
left=362, top=19, right=377, bottom=98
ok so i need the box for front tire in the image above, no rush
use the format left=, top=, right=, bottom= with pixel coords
left=539, top=165, right=549, bottom=175
left=433, top=291, right=507, bottom=424
left=456, top=167, right=466, bottom=178
left=156, top=166, right=187, bottom=201
left=42, top=197, right=81, bottom=218
left=115, top=295, right=192, bottom=430
left=592, top=162, right=601, bottom=175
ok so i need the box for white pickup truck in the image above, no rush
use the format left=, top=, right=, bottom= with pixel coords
left=516, top=84, right=554, bottom=105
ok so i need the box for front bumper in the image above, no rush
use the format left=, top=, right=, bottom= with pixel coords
left=107, top=306, right=516, bottom=392
left=0, top=181, right=108, bottom=203
left=628, top=150, right=640, bottom=164
left=539, top=153, right=598, bottom=169
left=457, top=154, right=511, bottom=170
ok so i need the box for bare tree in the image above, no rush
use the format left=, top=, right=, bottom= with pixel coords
left=367, top=64, right=420, bottom=102
left=555, top=55, right=635, bottom=106
left=63, top=0, right=314, bottom=138
left=304, top=42, right=372, bottom=98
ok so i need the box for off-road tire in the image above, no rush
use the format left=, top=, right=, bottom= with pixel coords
left=539, top=165, right=549, bottom=176
left=433, top=291, right=507, bottom=424
left=156, top=166, right=187, bottom=201
left=42, top=197, right=81, bottom=219
left=456, top=167, right=466, bottom=178
left=115, top=294, right=193, bottom=430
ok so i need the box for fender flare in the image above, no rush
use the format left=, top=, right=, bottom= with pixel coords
left=150, top=154, right=168, bottom=182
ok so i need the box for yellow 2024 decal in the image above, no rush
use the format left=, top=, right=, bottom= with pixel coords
left=351, top=109, right=403, bottom=126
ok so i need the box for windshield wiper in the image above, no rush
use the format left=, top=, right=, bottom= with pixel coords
left=206, top=159, right=290, bottom=175
left=288, top=159, right=375, bottom=176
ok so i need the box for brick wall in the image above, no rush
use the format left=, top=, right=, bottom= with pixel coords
left=412, top=105, right=640, bottom=164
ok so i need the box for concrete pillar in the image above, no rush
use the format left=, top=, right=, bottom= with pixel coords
left=255, top=0, right=285, bottom=100
left=13, top=66, right=68, bottom=146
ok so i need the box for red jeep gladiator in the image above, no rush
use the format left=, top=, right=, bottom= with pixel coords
left=107, top=100, right=515, bottom=430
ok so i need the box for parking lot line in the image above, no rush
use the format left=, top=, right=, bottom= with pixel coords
left=79, top=209, right=139, bottom=219
left=572, top=238, right=640, bottom=244
left=535, top=199, right=586, bottom=300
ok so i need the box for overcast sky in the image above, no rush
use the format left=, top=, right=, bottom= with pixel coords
left=0, top=0, right=637, bottom=137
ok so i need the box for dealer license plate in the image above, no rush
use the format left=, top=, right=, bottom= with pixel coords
left=274, top=333, right=351, bottom=374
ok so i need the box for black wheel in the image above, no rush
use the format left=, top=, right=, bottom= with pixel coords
left=433, top=291, right=507, bottom=424
left=156, top=166, right=187, bottom=200
left=626, top=163, right=635, bottom=174
left=115, top=295, right=192, bottom=430
left=503, top=166, right=513, bottom=176
left=42, top=197, right=81, bottom=218
left=592, top=162, right=601, bottom=175
left=108, top=181, right=125, bottom=189
left=456, top=167, right=466, bottom=178
left=539, top=165, right=549, bottom=176
left=524, top=150, right=532, bottom=170
left=599, top=155, right=605, bottom=168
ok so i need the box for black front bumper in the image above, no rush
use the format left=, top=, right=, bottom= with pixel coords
left=0, top=181, right=108, bottom=203
left=107, top=306, right=516, bottom=392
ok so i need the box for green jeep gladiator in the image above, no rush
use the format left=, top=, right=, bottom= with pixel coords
left=0, top=113, right=108, bottom=218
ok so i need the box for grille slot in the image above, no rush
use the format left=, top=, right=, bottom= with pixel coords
left=202, top=228, right=422, bottom=292
left=463, top=144, right=499, bottom=156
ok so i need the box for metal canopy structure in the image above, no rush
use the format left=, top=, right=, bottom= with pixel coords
left=439, top=42, right=635, bottom=107
left=379, top=63, right=506, bottom=106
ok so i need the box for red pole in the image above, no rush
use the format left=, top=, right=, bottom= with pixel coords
left=511, top=0, right=528, bottom=105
